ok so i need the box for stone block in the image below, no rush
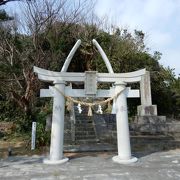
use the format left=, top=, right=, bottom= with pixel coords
left=166, top=122, right=180, bottom=139
left=137, top=105, right=157, bottom=116
left=135, top=115, right=166, bottom=124
left=131, top=116, right=168, bottom=135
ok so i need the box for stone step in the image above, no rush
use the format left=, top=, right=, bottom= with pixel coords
left=75, top=130, right=95, bottom=134
left=76, top=126, right=95, bottom=130
left=75, top=133, right=96, bottom=137
left=75, top=124, right=94, bottom=128
left=75, top=129, right=96, bottom=133
left=75, top=139, right=100, bottom=144
left=75, top=123, right=94, bottom=126
left=75, top=121, right=94, bottom=124
left=75, top=135, right=96, bottom=139
left=76, top=136, right=97, bottom=141
left=74, top=105, right=97, bottom=141
left=76, top=131, right=95, bottom=135
left=75, top=135, right=97, bottom=140
left=75, top=123, right=95, bottom=128
left=76, top=119, right=93, bottom=124
left=75, top=130, right=95, bottom=133
left=76, top=127, right=95, bottom=130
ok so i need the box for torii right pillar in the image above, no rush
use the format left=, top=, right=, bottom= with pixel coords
left=138, top=71, right=157, bottom=116
left=112, top=81, right=138, bottom=164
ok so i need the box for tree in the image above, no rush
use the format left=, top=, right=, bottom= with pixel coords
left=0, top=0, right=95, bottom=116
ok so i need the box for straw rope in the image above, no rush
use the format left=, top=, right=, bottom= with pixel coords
left=53, top=86, right=125, bottom=116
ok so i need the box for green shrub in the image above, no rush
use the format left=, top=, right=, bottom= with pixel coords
left=36, top=121, right=51, bottom=147
left=34, top=103, right=52, bottom=147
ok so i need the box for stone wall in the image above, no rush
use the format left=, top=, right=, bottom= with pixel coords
left=64, top=113, right=180, bottom=147
left=64, top=116, right=73, bottom=144
left=131, top=116, right=167, bottom=135
left=93, top=114, right=116, bottom=143
left=131, top=116, right=180, bottom=138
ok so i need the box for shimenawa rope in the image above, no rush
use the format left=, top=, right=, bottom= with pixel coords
left=53, top=86, right=125, bottom=116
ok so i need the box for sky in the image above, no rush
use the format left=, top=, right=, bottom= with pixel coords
left=2, top=0, right=180, bottom=77
left=95, top=0, right=180, bottom=77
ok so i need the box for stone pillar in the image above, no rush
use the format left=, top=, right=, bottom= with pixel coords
left=43, top=81, right=69, bottom=164
left=138, top=71, right=157, bottom=116
left=112, top=81, right=137, bottom=164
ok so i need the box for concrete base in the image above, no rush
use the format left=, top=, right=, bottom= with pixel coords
left=134, top=115, right=166, bottom=124
left=137, top=105, right=157, bottom=116
left=112, top=156, right=138, bottom=164
left=43, top=157, right=69, bottom=165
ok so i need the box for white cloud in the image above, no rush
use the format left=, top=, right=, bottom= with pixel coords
left=149, top=31, right=173, bottom=49
left=143, top=0, right=176, bottom=19
left=161, top=49, right=180, bottom=76
left=95, top=0, right=180, bottom=76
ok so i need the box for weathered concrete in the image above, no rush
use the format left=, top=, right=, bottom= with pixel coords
left=134, top=115, right=166, bottom=124
left=113, top=82, right=137, bottom=164
left=137, top=105, right=157, bottom=116
left=45, top=81, right=68, bottom=164
left=132, top=115, right=167, bottom=135
left=0, top=150, right=180, bottom=180
left=140, top=71, right=152, bottom=106
left=132, top=116, right=180, bottom=138
left=92, top=114, right=180, bottom=141
left=167, top=122, right=180, bottom=139
left=138, top=71, right=158, bottom=116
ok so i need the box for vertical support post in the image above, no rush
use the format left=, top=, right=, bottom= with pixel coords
left=140, top=71, right=152, bottom=106
left=31, top=122, right=36, bottom=150
left=43, top=81, right=69, bottom=164
left=112, top=81, right=137, bottom=164
left=138, top=71, right=157, bottom=116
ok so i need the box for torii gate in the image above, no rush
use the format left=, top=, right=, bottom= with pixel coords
left=34, top=39, right=147, bottom=165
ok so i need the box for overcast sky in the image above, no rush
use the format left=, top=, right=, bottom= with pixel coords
left=95, top=0, right=180, bottom=77
left=3, top=0, right=180, bottom=77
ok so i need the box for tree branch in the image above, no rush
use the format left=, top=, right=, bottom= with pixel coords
left=0, top=0, right=20, bottom=6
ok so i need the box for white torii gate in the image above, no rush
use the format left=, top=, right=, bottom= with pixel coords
left=34, top=39, right=147, bottom=165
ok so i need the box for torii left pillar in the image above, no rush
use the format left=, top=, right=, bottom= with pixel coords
left=43, top=80, right=69, bottom=164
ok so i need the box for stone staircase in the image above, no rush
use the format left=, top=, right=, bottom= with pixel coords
left=74, top=106, right=99, bottom=144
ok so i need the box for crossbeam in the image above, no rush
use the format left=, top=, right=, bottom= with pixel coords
left=34, top=66, right=146, bottom=83
left=40, top=86, right=139, bottom=98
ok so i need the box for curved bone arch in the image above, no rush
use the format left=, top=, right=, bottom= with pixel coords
left=34, top=39, right=146, bottom=84
left=60, top=39, right=114, bottom=73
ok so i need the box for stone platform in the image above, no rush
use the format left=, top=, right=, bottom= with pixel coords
left=0, top=149, right=180, bottom=180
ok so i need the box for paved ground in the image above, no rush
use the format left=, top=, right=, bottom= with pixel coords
left=0, top=149, right=180, bottom=180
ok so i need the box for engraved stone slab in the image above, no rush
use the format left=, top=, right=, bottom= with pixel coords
left=85, top=71, right=97, bottom=95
